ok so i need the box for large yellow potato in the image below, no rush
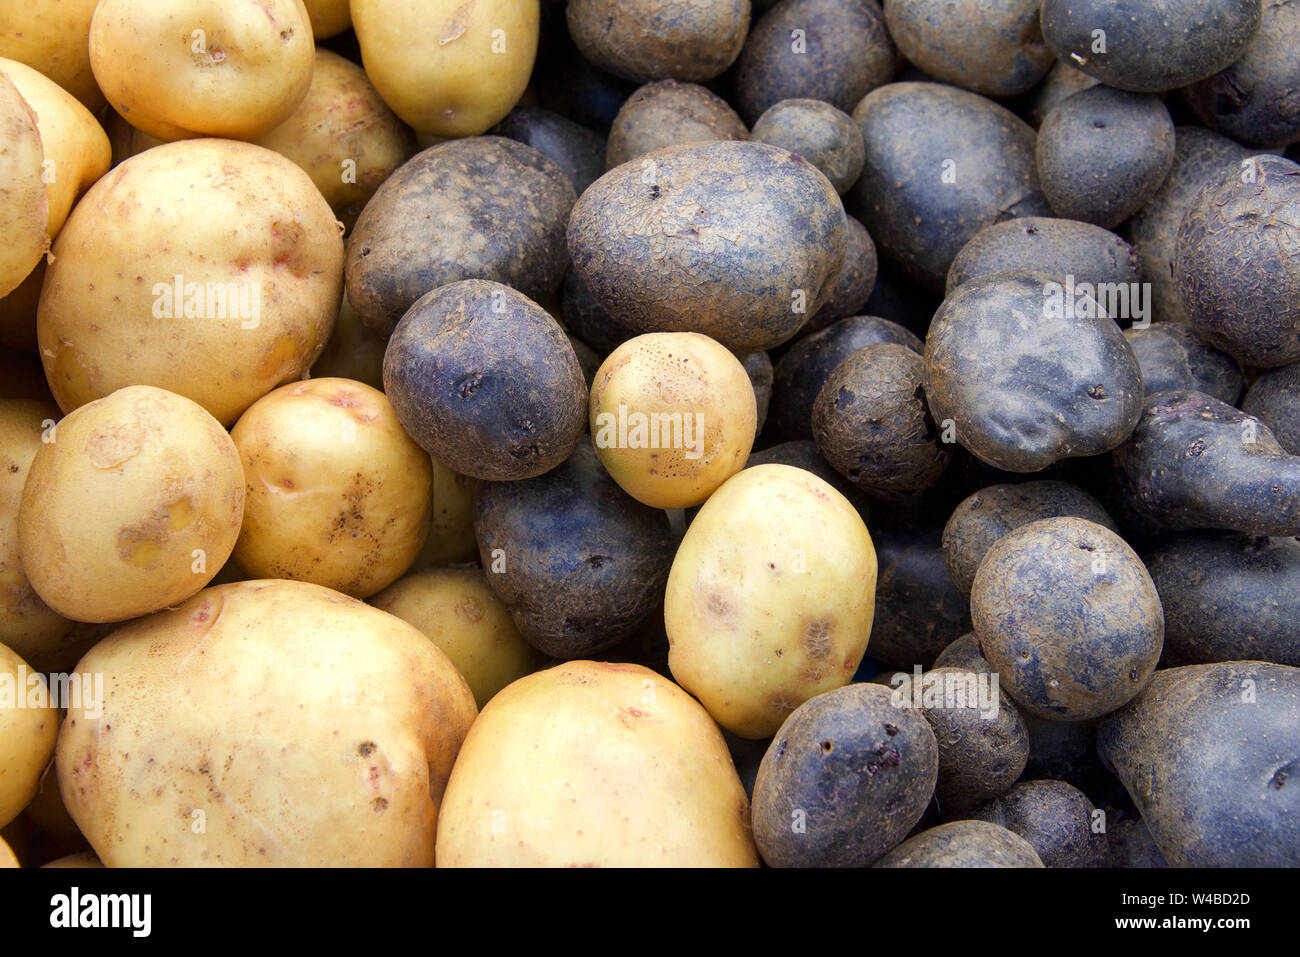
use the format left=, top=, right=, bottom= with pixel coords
left=665, top=464, right=877, bottom=738
left=352, top=0, right=539, bottom=137
left=57, top=579, right=478, bottom=867
left=370, top=566, right=544, bottom=708
left=89, top=0, right=315, bottom=142
left=37, top=138, right=343, bottom=426
left=0, top=72, right=48, bottom=300
left=0, top=0, right=105, bottom=112
left=436, top=660, right=759, bottom=866
left=231, top=377, right=433, bottom=599
left=18, top=386, right=245, bottom=623
left=0, top=642, right=59, bottom=828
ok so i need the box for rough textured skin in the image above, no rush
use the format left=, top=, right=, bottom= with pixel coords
left=1242, top=362, right=1300, bottom=454
left=884, top=0, right=1054, bottom=97
left=1144, top=531, right=1300, bottom=666
left=1180, top=0, right=1300, bottom=148
left=932, top=633, right=989, bottom=673
left=741, top=351, right=774, bottom=435
left=1036, top=87, right=1175, bottom=229
left=768, top=316, right=922, bottom=445
left=491, top=106, right=607, bottom=197
left=1097, top=661, right=1300, bottom=867
left=566, top=0, right=750, bottom=84
left=801, top=217, right=879, bottom=334
left=567, top=140, right=848, bottom=353
left=346, top=137, right=576, bottom=339
left=750, top=99, right=864, bottom=194
left=1027, top=61, right=1100, bottom=128
left=606, top=80, right=748, bottom=170
left=752, top=683, right=938, bottom=867
left=942, top=481, right=1117, bottom=596
left=847, top=83, right=1050, bottom=291
left=733, top=0, right=895, bottom=124
left=971, top=517, right=1165, bottom=722
left=1112, top=390, right=1300, bottom=536
left=473, top=444, right=674, bottom=658
left=1124, top=127, right=1251, bottom=325
left=946, top=218, right=1140, bottom=296
left=970, top=779, right=1109, bottom=867
left=1124, top=324, right=1244, bottom=403
left=382, top=280, right=587, bottom=481
left=924, top=271, right=1145, bottom=472
left=1108, top=817, right=1168, bottom=868
left=1040, top=0, right=1261, bottom=93
left=745, top=441, right=872, bottom=521
left=813, top=343, right=950, bottom=497
left=872, top=819, right=1044, bottom=867
left=1174, top=153, right=1300, bottom=368
left=560, top=268, right=640, bottom=356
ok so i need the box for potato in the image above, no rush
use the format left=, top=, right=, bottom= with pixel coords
left=568, top=140, right=848, bottom=353
left=971, top=517, right=1164, bottom=722
left=883, top=0, right=1054, bottom=97
left=946, top=218, right=1140, bottom=298
left=590, top=332, right=756, bottom=508
left=752, top=683, right=938, bottom=867
left=231, top=378, right=433, bottom=599
left=0, top=0, right=103, bottom=112
left=1125, top=323, right=1244, bottom=405
left=383, top=280, right=587, bottom=482
left=802, top=217, right=878, bottom=333
left=1097, top=661, right=1300, bottom=867
left=492, top=106, right=606, bottom=196
left=413, top=459, right=480, bottom=569
left=1174, top=153, right=1300, bottom=368
left=872, top=820, right=1044, bottom=867
left=932, top=633, right=989, bottom=673
left=970, top=780, right=1108, bottom=867
left=473, top=444, right=675, bottom=658
left=370, top=567, right=543, bottom=708
left=56, top=579, right=477, bottom=866
left=302, top=0, right=350, bottom=39
left=89, top=0, right=314, bottom=141
left=1027, top=61, right=1100, bottom=128
left=924, top=270, right=1144, bottom=472
left=846, top=83, right=1049, bottom=290
left=665, top=464, right=877, bottom=738
left=0, top=642, right=58, bottom=827
left=1037, top=86, right=1175, bottom=229
left=1242, top=362, right=1300, bottom=454
left=605, top=79, right=747, bottom=170
left=566, top=0, right=749, bottom=85
left=253, top=48, right=415, bottom=232
left=749, top=99, right=863, bottom=195
left=346, top=136, right=575, bottom=338
left=0, top=72, right=48, bottom=300
left=353, top=0, right=538, bottom=138
left=309, top=295, right=385, bottom=390
left=734, top=0, right=895, bottom=124
left=37, top=138, right=343, bottom=427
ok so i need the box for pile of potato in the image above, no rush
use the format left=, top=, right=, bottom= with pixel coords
left=1, top=0, right=1298, bottom=869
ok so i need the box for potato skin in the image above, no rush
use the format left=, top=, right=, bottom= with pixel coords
left=971, top=517, right=1164, bottom=722
left=1242, top=363, right=1300, bottom=455
left=1124, top=324, right=1243, bottom=403
left=1028, top=61, right=1100, bottom=128
left=382, top=280, right=587, bottom=482
left=491, top=106, right=607, bottom=197
left=752, top=683, right=939, bottom=867
left=0, top=643, right=59, bottom=828
left=802, top=216, right=878, bottom=333
left=745, top=440, right=873, bottom=522
left=606, top=79, right=747, bottom=170
left=750, top=99, right=864, bottom=195
left=568, top=140, right=848, bottom=353
left=435, top=660, right=760, bottom=867
left=0, top=73, right=48, bottom=301
left=1097, top=661, right=1300, bottom=867
left=346, top=136, right=575, bottom=339
left=0, top=0, right=105, bottom=112
left=872, top=819, right=1044, bottom=867
left=970, top=780, right=1109, bottom=867
left=946, top=217, right=1139, bottom=297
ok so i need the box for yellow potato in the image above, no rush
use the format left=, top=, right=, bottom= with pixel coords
left=415, top=457, right=480, bottom=568
left=370, top=566, right=544, bottom=708
left=0, top=72, right=48, bottom=299
left=303, top=0, right=351, bottom=38
left=37, top=138, right=343, bottom=426
left=310, top=295, right=385, bottom=389
left=231, top=377, right=433, bottom=599
left=89, top=0, right=315, bottom=142
left=18, top=385, right=245, bottom=623
left=436, top=660, right=759, bottom=866
left=57, top=579, right=478, bottom=867
left=352, top=0, right=539, bottom=137
left=42, top=851, right=102, bottom=868
left=0, top=0, right=105, bottom=112
left=590, top=332, right=756, bottom=508
left=0, top=642, right=59, bottom=828
left=665, top=464, right=877, bottom=738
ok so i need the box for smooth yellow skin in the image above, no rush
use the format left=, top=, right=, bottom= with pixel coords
left=352, top=0, right=540, bottom=137
left=0, top=57, right=110, bottom=237
left=42, top=852, right=102, bottom=868
left=436, top=660, right=759, bottom=867
left=304, top=0, right=352, bottom=38
left=255, top=48, right=414, bottom=231
left=56, top=579, right=477, bottom=867
left=0, top=835, right=16, bottom=867
left=0, top=73, right=48, bottom=300
left=665, top=464, right=878, bottom=739
left=231, top=377, right=433, bottom=599
left=309, top=295, right=385, bottom=389
left=415, top=458, right=480, bottom=567
left=89, top=0, right=315, bottom=142
left=17, top=386, right=245, bottom=623
left=590, top=332, right=756, bottom=508
left=0, top=643, right=59, bottom=828
left=0, top=0, right=105, bottom=112
left=37, top=138, right=343, bottom=426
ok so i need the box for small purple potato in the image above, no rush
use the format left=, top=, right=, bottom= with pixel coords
left=566, top=0, right=750, bottom=84
left=970, top=780, right=1109, bottom=867
left=801, top=217, right=879, bottom=334
left=872, top=820, right=1044, bottom=867
left=605, top=80, right=747, bottom=170
left=1027, top=61, right=1100, bottom=128
left=750, top=99, right=864, bottom=194
left=1242, top=363, right=1300, bottom=454
left=1124, top=323, right=1244, bottom=403
left=491, top=106, right=607, bottom=197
